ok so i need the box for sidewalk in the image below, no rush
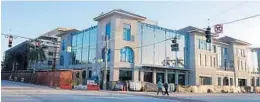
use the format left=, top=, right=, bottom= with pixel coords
left=108, top=91, right=207, bottom=102
left=107, top=91, right=260, bottom=102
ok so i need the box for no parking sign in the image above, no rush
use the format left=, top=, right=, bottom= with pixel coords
left=214, top=24, right=223, bottom=34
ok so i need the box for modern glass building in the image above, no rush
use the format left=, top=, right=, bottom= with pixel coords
left=58, top=9, right=260, bottom=86
left=59, top=9, right=189, bottom=85
left=71, top=26, right=97, bottom=65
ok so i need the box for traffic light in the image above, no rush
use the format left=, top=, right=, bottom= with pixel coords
left=171, top=37, right=179, bottom=51
left=8, top=35, right=13, bottom=47
left=205, top=27, right=211, bottom=43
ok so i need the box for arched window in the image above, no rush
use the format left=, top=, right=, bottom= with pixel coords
left=223, top=77, right=229, bottom=86
left=102, top=48, right=111, bottom=62
left=120, top=47, right=134, bottom=63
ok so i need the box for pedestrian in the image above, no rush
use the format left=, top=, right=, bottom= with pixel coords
left=157, top=80, right=164, bottom=95
left=164, top=83, right=169, bottom=96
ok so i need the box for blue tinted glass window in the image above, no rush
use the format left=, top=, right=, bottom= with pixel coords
left=224, top=48, right=228, bottom=55
left=72, top=34, right=77, bottom=47
left=123, top=24, right=131, bottom=41
left=60, top=55, right=64, bottom=65
left=61, top=40, right=65, bottom=51
left=77, top=33, right=83, bottom=46
left=120, top=47, right=134, bottom=63
left=105, top=23, right=111, bottom=39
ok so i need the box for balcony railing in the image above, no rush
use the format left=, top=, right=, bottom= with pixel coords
left=251, top=72, right=260, bottom=74
left=217, top=67, right=234, bottom=71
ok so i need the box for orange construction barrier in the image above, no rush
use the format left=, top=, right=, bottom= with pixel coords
left=87, top=85, right=100, bottom=91
left=59, top=71, right=72, bottom=89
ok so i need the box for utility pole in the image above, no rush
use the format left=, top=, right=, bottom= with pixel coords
left=52, top=46, right=58, bottom=71
left=103, top=36, right=108, bottom=90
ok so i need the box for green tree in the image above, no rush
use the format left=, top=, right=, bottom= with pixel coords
left=27, top=41, right=47, bottom=72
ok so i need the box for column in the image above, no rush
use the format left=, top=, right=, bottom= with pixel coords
left=153, top=69, right=156, bottom=84
left=185, top=71, right=189, bottom=85
left=165, top=70, right=168, bottom=83
left=175, top=71, right=179, bottom=84
left=236, top=78, right=239, bottom=86
left=229, top=78, right=232, bottom=86
left=256, top=77, right=260, bottom=87
left=246, top=79, right=250, bottom=86
left=140, top=71, right=144, bottom=82
left=253, top=77, right=256, bottom=87
left=110, top=68, right=119, bottom=81
left=86, top=68, right=89, bottom=79
left=132, top=68, right=139, bottom=82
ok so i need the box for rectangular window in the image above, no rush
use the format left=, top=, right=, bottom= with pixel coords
left=123, top=24, right=131, bottom=41
left=60, top=56, right=64, bottom=66
left=105, top=23, right=111, bottom=39
left=210, top=56, right=212, bottom=67
left=214, top=57, right=216, bottom=67
left=119, top=70, right=132, bottom=81
left=224, top=48, right=228, bottom=56
left=48, top=52, right=54, bottom=56
left=245, top=61, right=247, bottom=71
left=257, top=78, right=260, bottom=86
left=198, top=54, right=201, bottom=66
left=62, top=40, right=65, bottom=51
left=241, top=61, right=243, bottom=70
left=218, top=77, right=221, bottom=86
left=88, top=70, right=92, bottom=78
left=199, top=40, right=204, bottom=50
left=72, top=35, right=77, bottom=47
left=199, top=76, right=212, bottom=85
left=200, top=54, right=202, bottom=66
left=213, top=45, right=216, bottom=53
left=198, top=39, right=200, bottom=49
left=205, top=55, right=207, bottom=66
left=236, top=48, right=239, bottom=56
left=237, top=60, right=240, bottom=70
left=241, top=49, right=243, bottom=57
left=48, top=60, right=52, bottom=65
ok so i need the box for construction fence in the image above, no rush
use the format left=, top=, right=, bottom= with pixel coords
left=1, top=70, right=73, bottom=89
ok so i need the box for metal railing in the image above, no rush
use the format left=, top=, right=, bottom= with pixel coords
left=217, top=67, right=234, bottom=71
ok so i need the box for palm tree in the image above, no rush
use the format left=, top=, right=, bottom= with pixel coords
left=27, top=41, right=46, bottom=73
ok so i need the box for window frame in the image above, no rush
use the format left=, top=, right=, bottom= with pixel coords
left=105, top=22, right=111, bottom=39
left=120, top=47, right=134, bottom=63
left=123, top=24, right=131, bottom=41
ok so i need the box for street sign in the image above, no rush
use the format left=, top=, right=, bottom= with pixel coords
left=214, top=24, right=223, bottom=34
left=67, top=46, right=71, bottom=52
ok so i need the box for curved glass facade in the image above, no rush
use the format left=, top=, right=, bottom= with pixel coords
left=138, top=23, right=186, bottom=68
left=71, top=26, right=97, bottom=65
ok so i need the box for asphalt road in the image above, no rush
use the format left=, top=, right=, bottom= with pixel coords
left=1, top=80, right=180, bottom=102
left=2, top=80, right=260, bottom=102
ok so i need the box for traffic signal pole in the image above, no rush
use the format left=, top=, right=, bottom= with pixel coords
left=103, top=36, right=108, bottom=90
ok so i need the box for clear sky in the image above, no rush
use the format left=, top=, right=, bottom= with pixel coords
left=1, top=1, right=260, bottom=60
